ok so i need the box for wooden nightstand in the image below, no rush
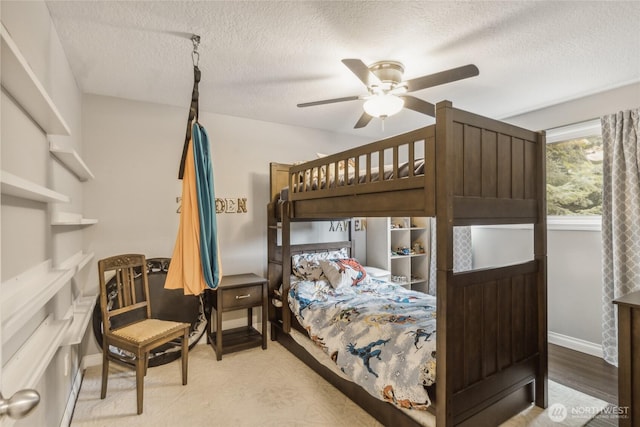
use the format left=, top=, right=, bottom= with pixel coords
left=205, top=273, right=268, bottom=360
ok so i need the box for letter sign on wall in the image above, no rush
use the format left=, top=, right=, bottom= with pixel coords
left=177, top=197, right=248, bottom=214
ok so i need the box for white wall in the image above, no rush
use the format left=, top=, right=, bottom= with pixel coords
left=82, top=94, right=370, bottom=354
left=471, top=226, right=603, bottom=346
left=1, top=1, right=85, bottom=425
left=471, top=82, right=640, bottom=353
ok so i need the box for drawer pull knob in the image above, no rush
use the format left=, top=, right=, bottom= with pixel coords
left=235, top=294, right=251, bottom=300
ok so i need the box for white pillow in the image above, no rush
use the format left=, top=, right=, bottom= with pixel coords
left=363, top=266, right=391, bottom=278
left=320, top=258, right=368, bottom=289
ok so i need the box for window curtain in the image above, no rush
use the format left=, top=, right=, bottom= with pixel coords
left=601, top=108, right=640, bottom=365
left=427, top=218, right=473, bottom=295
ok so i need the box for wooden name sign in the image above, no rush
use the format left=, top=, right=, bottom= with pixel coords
left=176, top=197, right=248, bottom=214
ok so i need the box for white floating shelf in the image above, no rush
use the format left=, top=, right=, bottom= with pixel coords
left=2, top=314, right=71, bottom=397
left=1, top=170, right=70, bottom=203
left=49, top=139, right=94, bottom=181
left=1, top=260, right=74, bottom=343
left=52, top=218, right=98, bottom=226
left=62, top=295, right=97, bottom=346
left=51, top=211, right=98, bottom=226
left=0, top=24, right=71, bottom=136
left=57, top=250, right=94, bottom=274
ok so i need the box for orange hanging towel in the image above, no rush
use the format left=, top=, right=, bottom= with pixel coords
left=165, top=140, right=207, bottom=295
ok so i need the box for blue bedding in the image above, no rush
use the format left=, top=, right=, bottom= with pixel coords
left=289, top=277, right=437, bottom=410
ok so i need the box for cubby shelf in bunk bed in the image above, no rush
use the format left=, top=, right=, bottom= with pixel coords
left=267, top=100, right=547, bottom=427
left=367, top=216, right=430, bottom=291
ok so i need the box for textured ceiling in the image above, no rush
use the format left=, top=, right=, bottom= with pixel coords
left=46, top=1, right=640, bottom=138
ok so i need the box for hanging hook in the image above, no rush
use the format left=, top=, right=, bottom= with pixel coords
left=191, top=34, right=201, bottom=67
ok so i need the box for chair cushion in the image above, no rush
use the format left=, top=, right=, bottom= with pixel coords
left=112, top=318, right=188, bottom=344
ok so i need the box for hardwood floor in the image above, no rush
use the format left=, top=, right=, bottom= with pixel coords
left=549, top=343, right=618, bottom=404
left=548, top=343, right=619, bottom=426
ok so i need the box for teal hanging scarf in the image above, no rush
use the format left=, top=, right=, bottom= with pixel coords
left=192, top=122, right=220, bottom=289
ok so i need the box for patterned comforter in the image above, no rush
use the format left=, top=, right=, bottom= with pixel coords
left=288, top=277, right=437, bottom=410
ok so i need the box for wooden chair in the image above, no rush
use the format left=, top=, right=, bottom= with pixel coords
left=98, top=254, right=190, bottom=414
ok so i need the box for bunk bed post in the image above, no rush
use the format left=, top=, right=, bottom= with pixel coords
left=534, top=131, right=549, bottom=408
left=267, top=202, right=278, bottom=339
left=434, top=100, right=455, bottom=427
left=281, top=201, right=292, bottom=333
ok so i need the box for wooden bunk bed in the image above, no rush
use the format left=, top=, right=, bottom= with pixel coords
left=267, top=100, right=547, bottom=426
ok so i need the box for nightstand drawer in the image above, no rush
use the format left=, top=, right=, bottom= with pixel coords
left=221, top=285, right=263, bottom=309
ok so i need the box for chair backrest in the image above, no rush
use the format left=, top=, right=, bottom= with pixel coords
left=98, top=254, right=152, bottom=334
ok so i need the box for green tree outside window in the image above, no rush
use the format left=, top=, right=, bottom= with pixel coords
left=546, top=135, right=603, bottom=216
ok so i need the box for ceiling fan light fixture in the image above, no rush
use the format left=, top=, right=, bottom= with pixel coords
left=363, top=94, right=404, bottom=118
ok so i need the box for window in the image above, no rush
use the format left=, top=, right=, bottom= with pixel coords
left=546, top=119, right=602, bottom=230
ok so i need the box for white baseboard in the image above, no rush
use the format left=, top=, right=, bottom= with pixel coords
left=82, top=353, right=102, bottom=369
left=548, top=331, right=603, bottom=358
left=59, top=366, right=83, bottom=427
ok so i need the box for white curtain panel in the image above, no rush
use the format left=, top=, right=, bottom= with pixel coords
left=601, top=107, right=640, bottom=365
left=428, top=218, right=473, bottom=296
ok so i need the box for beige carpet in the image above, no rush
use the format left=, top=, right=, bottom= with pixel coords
left=71, top=342, right=607, bottom=427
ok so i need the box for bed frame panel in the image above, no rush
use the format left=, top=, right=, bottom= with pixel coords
left=441, top=263, right=542, bottom=425
left=267, top=100, right=547, bottom=426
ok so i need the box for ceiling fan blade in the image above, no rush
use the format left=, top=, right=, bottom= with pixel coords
left=405, top=64, right=479, bottom=92
left=342, top=59, right=382, bottom=88
left=400, top=95, right=436, bottom=117
left=354, top=112, right=373, bottom=129
left=297, top=95, right=361, bottom=108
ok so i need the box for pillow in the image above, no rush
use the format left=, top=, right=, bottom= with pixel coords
left=363, top=266, right=391, bottom=279
left=316, top=153, right=356, bottom=177
left=292, top=258, right=325, bottom=281
left=292, top=248, right=349, bottom=280
left=320, top=258, right=368, bottom=289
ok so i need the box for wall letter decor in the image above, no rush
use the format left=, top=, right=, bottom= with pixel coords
left=178, top=196, right=248, bottom=214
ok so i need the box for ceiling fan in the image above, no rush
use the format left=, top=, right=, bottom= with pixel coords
left=297, top=59, right=479, bottom=128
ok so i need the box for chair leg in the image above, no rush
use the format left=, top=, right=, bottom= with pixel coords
left=101, top=345, right=109, bottom=399
left=143, top=352, right=149, bottom=377
left=136, top=354, right=145, bottom=415
left=182, top=329, right=188, bottom=385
